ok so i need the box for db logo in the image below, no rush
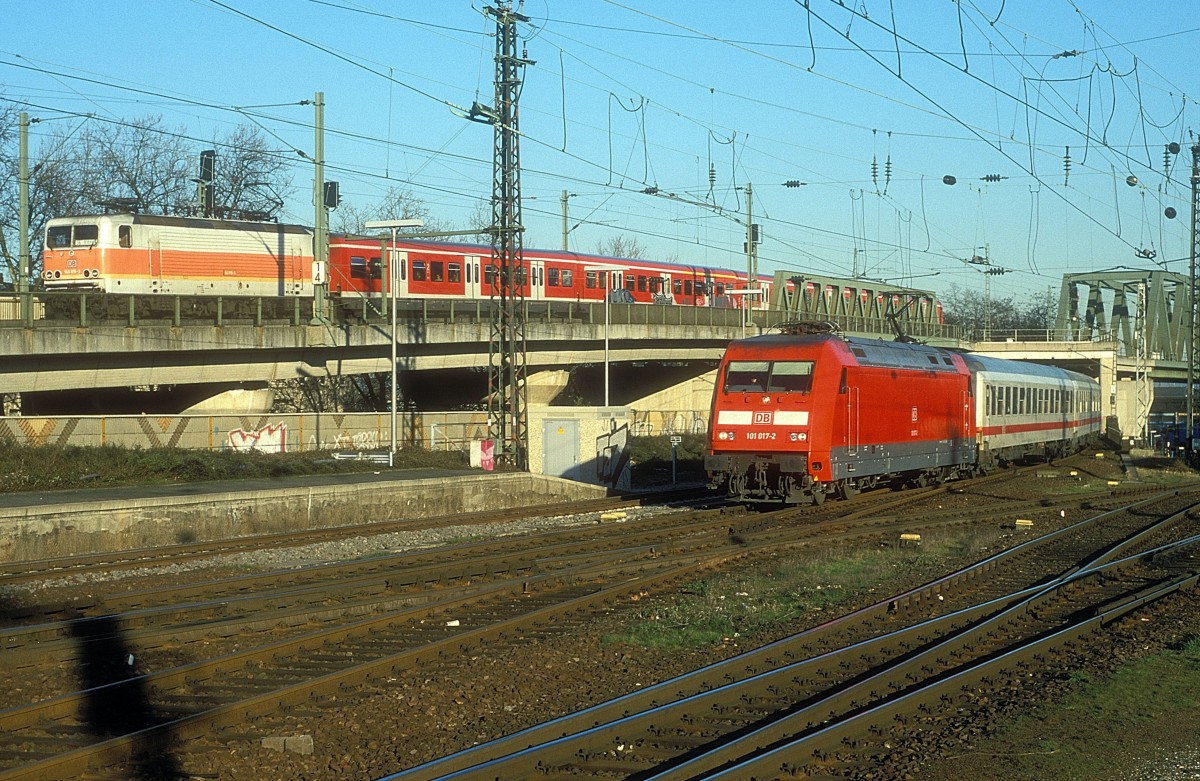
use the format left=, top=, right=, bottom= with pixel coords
left=753, top=412, right=773, bottom=424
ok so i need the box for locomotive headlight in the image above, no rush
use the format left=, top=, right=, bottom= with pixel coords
left=82, top=270, right=90, bottom=278
left=761, top=395, right=771, bottom=403
left=789, top=432, right=809, bottom=442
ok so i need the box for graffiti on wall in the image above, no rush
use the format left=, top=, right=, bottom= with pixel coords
left=595, top=422, right=631, bottom=489
left=629, top=409, right=708, bottom=436
left=227, top=423, right=287, bottom=453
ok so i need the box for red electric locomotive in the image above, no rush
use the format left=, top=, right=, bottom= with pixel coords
left=705, top=321, right=976, bottom=504
left=706, top=321, right=1101, bottom=504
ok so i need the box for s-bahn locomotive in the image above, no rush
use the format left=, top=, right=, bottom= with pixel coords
left=705, top=322, right=1101, bottom=505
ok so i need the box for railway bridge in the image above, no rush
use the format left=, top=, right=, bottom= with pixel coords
left=0, top=267, right=1192, bottom=447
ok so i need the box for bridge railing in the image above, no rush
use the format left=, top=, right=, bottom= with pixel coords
left=974, top=327, right=1118, bottom=344
left=0, top=290, right=963, bottom=341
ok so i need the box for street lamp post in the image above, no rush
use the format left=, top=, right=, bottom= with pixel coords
left=363, top=219, right=424, bottom=466
left=584, top=265, right=622, bottom=406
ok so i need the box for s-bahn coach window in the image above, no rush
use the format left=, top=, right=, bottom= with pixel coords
left=448, top=263, right=461, bottom=283
left=412, top=260, right=427, bottom=282
left=350, top=256, right=369, bottom=279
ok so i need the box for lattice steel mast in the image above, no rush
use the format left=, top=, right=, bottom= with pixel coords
left=482, top=2, right=532, bottom=469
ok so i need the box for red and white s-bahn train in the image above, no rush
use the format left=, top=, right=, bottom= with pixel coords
left=705, top=322, right=1101, bottom=505
left=40, top=213, right=775, bottom=312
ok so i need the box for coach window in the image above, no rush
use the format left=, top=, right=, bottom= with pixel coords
left=516, top=267, right=528, bottom=286
left=625, top=277, right=635, bottom=292
left=350, top=256, right=369, bottom=279
left=548, top=268, right=560, bottom=287
left=724, top=361, right=769, bottom=393
left=484, top=264, right=496, bottom=285
left=119, top=225, right=133, bottom=248
left=412, top=260, right=427, bottom=282
left=448, top=263, right=461, bottom=283
left=561, top=269, right=572, bottom=287
left=673, top=278, right=683, bottom=295
left=1004, top=386, right=1012, bottom=415
left=683, top=280, right=693, bottom=296
left=768, top=361, right=816, bottom=393
left=370, top=257, right=382, bottom=279
left=429, top=261, right=444, bottom=282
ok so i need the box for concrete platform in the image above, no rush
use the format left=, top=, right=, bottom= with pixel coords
left=0, top=470, right=608, bottom=563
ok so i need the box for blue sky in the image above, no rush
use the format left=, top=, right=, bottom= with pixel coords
left=3, top=1, right=1197, bottom=304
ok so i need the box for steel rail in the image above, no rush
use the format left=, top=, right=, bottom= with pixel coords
left=381, top=489, right=1200, bottom=780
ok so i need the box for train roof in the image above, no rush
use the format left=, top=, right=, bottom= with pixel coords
left=957, top=352, right=1094, bottom=382
left=47, top=213, right=313, bottom=235
left=730, top=332, right=962, bottom=372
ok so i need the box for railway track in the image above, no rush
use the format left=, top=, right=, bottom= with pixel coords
left=383, top=487, right=1200, bottom=780
left=0, top=462, right=1172, bottom=779
left=0, top=493, right=698, bottom=587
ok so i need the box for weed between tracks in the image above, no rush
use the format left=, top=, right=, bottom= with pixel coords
left=920, top=635, right=1200, bottom=781
left=605, top=528, right=1001, bottom=649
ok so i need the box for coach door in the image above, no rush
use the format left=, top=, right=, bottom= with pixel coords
left=464, top=254, right=483, bottom=298
left=845, top=383, right=860, bottom=458
left=385, top=249, right=410, bottom=298
left=525, top=259, right=544, bottom=301
left=147, top=230, right=163, bottom=285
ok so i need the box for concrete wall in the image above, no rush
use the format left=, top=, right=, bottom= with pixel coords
left=0, top=473, right=606, bottom=561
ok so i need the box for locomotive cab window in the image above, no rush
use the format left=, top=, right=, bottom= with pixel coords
left=47, top=224, right=98, bottom=248
left=767, top=361, right=816, bottom=393
left=724, top=360, right=815, bottom=394
left=724, top=361, right=770, bottom=392
left=119, top=225, right=132, bottom=248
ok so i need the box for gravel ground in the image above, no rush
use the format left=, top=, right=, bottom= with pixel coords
left=10, top=458, right=1200, bottom=781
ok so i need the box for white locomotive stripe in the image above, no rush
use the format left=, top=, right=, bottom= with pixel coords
left=774, top=410, right=809, bottom=425
left=717, top=410, right=753, bottom=425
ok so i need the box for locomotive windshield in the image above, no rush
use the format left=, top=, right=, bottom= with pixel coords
left=724, top=360, right=815, bottom=394
left=46, top=224, right=98, bottom=248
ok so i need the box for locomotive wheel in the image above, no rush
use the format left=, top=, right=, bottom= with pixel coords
left=728, top=474, right=747, bottom=498
left=810, top=484, right=827, bottom=505
left=839, top=480, right=860, bottom=500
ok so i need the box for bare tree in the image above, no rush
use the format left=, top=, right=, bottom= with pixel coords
left=0, top=102, right=96, bottom=284
left=208, top=125, right=294, bottom=220
left=63, top=115, right=194, bottom=214
left=332, top=186, right=448, bottom=235
left=595, top=234, right=646, bottom=259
